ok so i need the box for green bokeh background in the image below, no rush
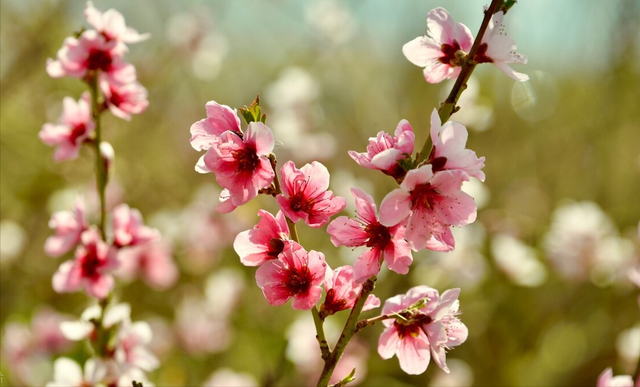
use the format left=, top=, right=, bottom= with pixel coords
left=1, top=0, right=639, bottom=386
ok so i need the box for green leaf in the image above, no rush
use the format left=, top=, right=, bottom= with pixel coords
left=238, top=95, right=267, bottom=125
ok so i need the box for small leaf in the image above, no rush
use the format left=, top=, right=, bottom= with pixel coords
left=238, top=95, right=267, bottom=124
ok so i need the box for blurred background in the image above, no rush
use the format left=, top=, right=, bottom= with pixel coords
left=1, top=0, right=639, bottom=385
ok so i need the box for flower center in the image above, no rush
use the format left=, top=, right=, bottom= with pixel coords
left=233, top=148, right=260, bottom=173
left=80, top=245, right=102, bottom=279
left=473, top=43, right=493, bottom=63
left=323, top=288, right=348, bottom=314
left=70, top=123, right=87, bottom=144
left=438, top=40, right=466, bottom=66
left=285, top=266, right=312, bottom=295
left=364, top=222, right=392, bottom=249
left=289, top=193, right=313, bottom=213
left=267, top=238, right=285, bottom=258
left=86, top=49, right=113, bottom=72
left=108, top=88, right=125, bottom=107
left=409, top=183, right=439, bottom=211
left=394, top=321, right=421, bottom=339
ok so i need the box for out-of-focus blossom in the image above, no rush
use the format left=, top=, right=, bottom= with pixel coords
left=99, top=76, right=148, bottom=120
left=112, top=203, right=159, bottom=247
left=429, top=359, right=474, bottom=387
left=99, top=141, right=115, bottom=172
left=305, top=0, right=357, bottom=46
left=413, top=224, right=488, bottom=291
left=202, top=368, right=258, bottom=387
left=596, top=368, right=634, bottom=387
left=476, top=11, right=529, bottom=82
left=403, top=8, right=473, bottom=84
left=175, top=293, right=232, bottom=355
left=327, top=188, right=412, bottom=282
left=46, top=357, right=106, bottom=387
left=198, top=123, right=275, bottom=211
left=630, top=268, right=640, bottom=307
left=0, top=219, right=27, bottom=264
left=46, top=30, right=133, bottom=83
left=31, top=308, right=74, bottom=354
left=190, top=101, right=242, bottom=152
left=492, top=234, right=547, bottom=287
left=40, top=93, right=95, bottom=162
left=320, top=265, right=380, bottom=317
left=286, top=314, right=369, bottom=386
left=84, top=1, right=150, bottom=44
left=377, top=286, right=467, bottom=375
left=380, top=165, right=476, bottom=252
left=114, top=320, right=159, bottom=373
left=616, top=324, right=640, bottom=372
left=543, top=201, right=635, bottom=285
left=52, top=227, right=119, bottom=299
left=277, top=161, right=346, bottom=228
left=60, top=303, right=131, bottom=341
left=348, top=120, right=415, bottom=180
left=205, top=268, right=245, bottom=320
left=428, top=109, right=485, bottom=181
left=443, top=77, right=494, bottom=132
left=45, top=197, right=87, bottom=257
left=256, top=242, right=327, bottom=310
left=233, top=210, right=291, bottom=267
left=115, top=241, right=178, bottom=290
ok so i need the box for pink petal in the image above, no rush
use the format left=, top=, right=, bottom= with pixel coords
left=397, top=331, right=431, bottom=375
left=353, top=248, right=382, bottom=283
left=383, top=239, right=413, bottom=275
left=327, top=216, right=368, bottom=248
left=400, top=164, right=433, bottom=192
left=292, top=286, right=322, bottom=310
left=244, top=122, right=275, bottom=156
left=377, top=326, right=400, bottom=359
left=402, top=36, right=442, bottom=67
left=379, top=189, right=411, bottom=227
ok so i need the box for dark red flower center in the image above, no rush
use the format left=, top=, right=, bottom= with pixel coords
left=70, top=124, right=87, bottom=144
left=438, top=40, right=465, bottom=66
left=233, top=147, right=260, bottom=173
left=86, top=49, right=113, bottom=72
left=267, top=238, right=286, bottom=258
left=394, top=321, right=421, bottom=339
left=285, top=266, right=312, bottom=295
left=473, top=43, right=493, bottom=63
left=323, top=288, right=348, bottom=314
left=409, top=183, right=439, bottom=211
left=80, top=244, right=102, bottom=279
left=364, top=222, right=392, bottom=249
left=289, top=193, right=313, bottom=213
left=108, top=88, right=124, bottom=107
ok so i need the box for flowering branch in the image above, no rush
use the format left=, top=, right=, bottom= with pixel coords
left=315, top=277, right=376, bottom=387
left=416, top=0, right=503, bottom=164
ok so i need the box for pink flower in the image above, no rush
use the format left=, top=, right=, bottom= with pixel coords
left=233, top=210, right=291, bottom=266
left=52, top=227, right=119, bottom=299
left=277, top=161, right=346, bottom=228
left=320, top=265, right=380, bottom=317
left=198, top=123, right=275, bottom=210
left=84, top=1, right=150, bottom=44
left=190, top=101, right=243, bottom=152
left=402, top=8, right=474, bottom=84
left=39, top=93, right=95, bottom=162
left=428, top=109, right=485, bottom=181
left=377, top=286, right=467, bottom=375
left=46, top=30, right=134, bottom=83
left=99, top=75, right=148, bottom=120
left=114, top=320, right=159, bottom=373
left=31, top=308, right=74, bottom=354
left=348, top=120, right=415, bottom=180
left=327, top=188, right=413, bottom=282
left=597, top=368, right=634, bottom=387
left=112, top=204, right=159, bottom=247
left=379, top=165, right=476, bottom=251
left=45, top=198, right=88, bottom=257
left=115, top=241, right=179, bottom=290
left=46, top=357, right=107, bottom=387
left=255, top=242, right=327, bottom=310
left=475, top=11, right=528, bottom=82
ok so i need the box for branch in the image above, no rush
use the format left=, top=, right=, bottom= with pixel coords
left=416, top=0, right=503, bottom=164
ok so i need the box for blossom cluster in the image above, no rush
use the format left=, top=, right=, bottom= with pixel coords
left=39, top=3, right=170, bottom=386
left=41, top=1, right=149, bottom=162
